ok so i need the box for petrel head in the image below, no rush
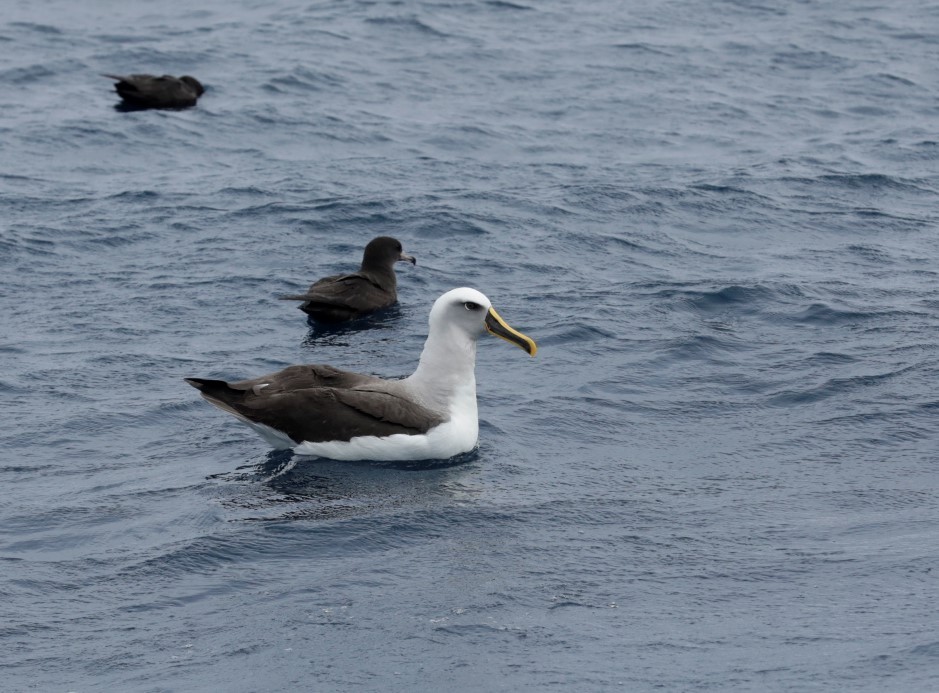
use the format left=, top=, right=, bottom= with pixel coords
left=362, top=236, right=416, bottom=269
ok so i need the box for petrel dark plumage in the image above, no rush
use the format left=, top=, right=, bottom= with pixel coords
left=280, top=236, right=416, bottom=323
left=105, top=73, right=205, bottom=109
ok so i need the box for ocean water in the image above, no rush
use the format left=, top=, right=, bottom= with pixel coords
left=3, top=0, right=939, bottom=690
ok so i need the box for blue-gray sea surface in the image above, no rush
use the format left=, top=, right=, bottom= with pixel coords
left=3, top=1, right=939, bottom=691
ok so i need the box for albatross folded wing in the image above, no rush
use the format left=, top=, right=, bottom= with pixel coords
left=334, top=388, right=445, bottom=433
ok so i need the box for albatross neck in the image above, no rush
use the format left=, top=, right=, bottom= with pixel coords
left=405, top=325, right=479, bottom=405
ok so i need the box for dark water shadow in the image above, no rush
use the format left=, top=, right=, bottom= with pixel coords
left=369, top=449, right=481, bottom=471
left=112, top=102, right=196, bottom=113
left=110, top=81, right=208, bottom=112
left=253, top=448, right=479, bottom=496
left=257, top=449, right=297, bottom=476
left=300, top=304, right=404, bottom=346
left=258, top=447, right=478, bottom=479
left=208, top=448, right=482, bottom=521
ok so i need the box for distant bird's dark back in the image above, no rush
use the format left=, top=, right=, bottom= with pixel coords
left=280, top=236, right=416, bottom=323
left=105, top=73, right=205, bottom=109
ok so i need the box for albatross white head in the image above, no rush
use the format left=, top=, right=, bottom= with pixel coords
left=405, top=287, right=537, bottom=411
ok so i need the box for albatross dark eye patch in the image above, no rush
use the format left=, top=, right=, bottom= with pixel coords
left=463, top=301, right=482, bottom=311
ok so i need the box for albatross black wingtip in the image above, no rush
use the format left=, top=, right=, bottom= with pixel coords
left=184, top=377, right=233, bottom=392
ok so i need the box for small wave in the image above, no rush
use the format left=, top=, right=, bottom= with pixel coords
left=7, top=22, right=62, bottom=34
left=815, top=173, right=933, bottom=194
left=124, top=507, right=472, bottom=577
left=364, top=16, right=452, bottom=38
left=790, top=303, right=887, bottom=325
left=227, top=201, right=313, bottom=218
left=216, top=185, right=272, bottom=197
left=412, top=211, right=490, bottom=237
left=843, top=243, right=891, bottom=262
left=555, top=182, right=639, bottom=214
left=908, top=641, right=939, bottom=658
left=0, top=464, right=58, bottom=474
left=767, top=366, right=915, bottom=407
left=0, top=377, right=28, bottom=395
left=106, top=189, right=161, bottom=202
left=120, top=534, right=248, bottom=579
left=60, top=411, right=145, bottom=436
left=485, top=0, right=533, bottom=10
left=819, top=488, right=934, bottom=512
left=432, top=623, right=528, bottom=639
left=612, top=42, right=671, bottom=56
left=869, top=72, right=917, bottom=88
left=263, top=67, right=345, bottom=93
left=537, top=322, right=618, bottom=347
left=802, top=351, right=858, bottom=366
left=91, top=33, right=150, bottom=44
left=772, top=46, right=851, bottom=71
left=663, top=333, right=745, bottom=361
left=0, top=64, right=56, bottom=84
left=652, top=283, right=797, bottom=316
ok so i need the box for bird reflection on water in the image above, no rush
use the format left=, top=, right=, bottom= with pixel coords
left=256, top=446, right=481, bottom=481
left=301, top=304, right=404, bottom=347
left=208, top=448, right=481, bottom=523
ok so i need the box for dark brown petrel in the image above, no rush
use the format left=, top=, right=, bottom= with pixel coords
left=280, top=236, right=417, bottom=322
left=105, top=74, right=205, bottom=109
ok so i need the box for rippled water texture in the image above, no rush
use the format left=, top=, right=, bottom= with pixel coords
left=3, top=1, right=939, bottom=690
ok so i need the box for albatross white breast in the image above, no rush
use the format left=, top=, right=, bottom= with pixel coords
left=185, top=287, right=537, bottom=461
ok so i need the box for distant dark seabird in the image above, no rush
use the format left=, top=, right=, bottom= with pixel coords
left=280, top=236, right=416, bottom=322
left=185, top=288, right=537, bottom=461
left=105, top=73, right=205, bottom=109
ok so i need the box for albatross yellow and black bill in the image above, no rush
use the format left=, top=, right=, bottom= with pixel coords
left=485, top=307, right=537, bottom=356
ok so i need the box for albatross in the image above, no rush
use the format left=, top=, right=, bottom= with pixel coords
left=280, top=236, right=416, bottom=322
left=185, top=287, right=536, bottom=461
left=105, top=73, right=205, bottom=109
